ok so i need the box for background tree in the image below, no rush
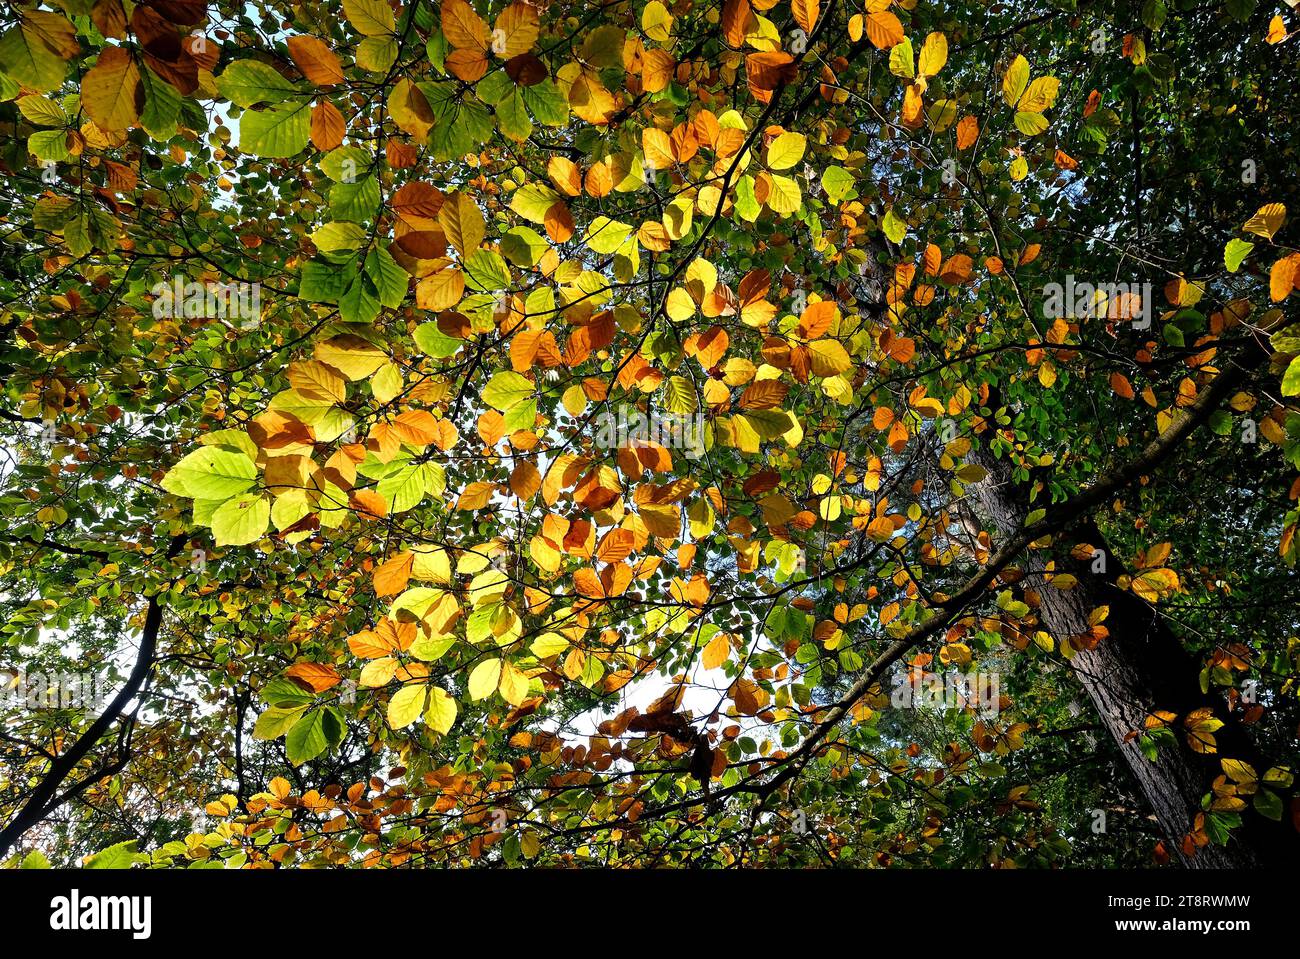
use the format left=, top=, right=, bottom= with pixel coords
left=1, top=0, right=1298, bottom=868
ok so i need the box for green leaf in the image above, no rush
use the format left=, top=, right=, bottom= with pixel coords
left=285, top=708, right=330, bottom=765
left=496, top=91, right=533, bottom=141
left=500, top=226, right=548, bottom=267
left=300, top=260, right=353, bottom=303
left=584, top=216, right=633, bottom=255
left=339, top=274, right=381, bottom=324
left=311, top=221, right=367, bottom=251
left=1253, top=788, right=1283, bottom=821
left=0, top=22, right=69, bottom=93
left=1224, top=238, right=1254, bottom=272
left=239, top=101, right=310, bottom=158
left=211, top=494, right=270, bottom=546
left=462, top=249, right=511, bottom=291
left=481, top=371, right=534, bottom=410
left=376, top=462, right=435, bottom=512
left=521, top=79, right=568, bottom=126
left=17, top=94, right=66, bottom=125
left=663, top=375, right=698, bottom=414
left=1282, top=356, right=1300, bottom=397
left=253, top=704, right=307, bottom=740
left=510, top=183, right=561, bottom=223
left=343, top=0, right=395, bottom=36
left=414, top=321, right=465, bottom=358
left=140, top=67, right=182, bottom=138
left=331, top=175, right=382, bottom=223
left=320, top=145, right=372, bottom=181
left=262, top=677, right=317, bottom=706
left=881, top=207, right=907, bottom=244
left=216, top=60, right=301, bottom=107
left=161, top=447, right=257, bottom=500
left=84, top=840, right=140, bottom=869
left=28, top=128, right=68, bottom=162
left=822, top=166, right=855, bottom=203
left=366, top=246, right=409, bottom=308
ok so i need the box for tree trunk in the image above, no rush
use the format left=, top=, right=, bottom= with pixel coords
left=970, top=449, right=1296, bottom=867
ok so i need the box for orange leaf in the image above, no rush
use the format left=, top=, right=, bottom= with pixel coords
left=865, top=11, right=904, bottom=49
left=441, top=0, right=488, bottom=50
left=374, top=551, right=414, bottom=597
left=547, top=156, right=582, bottom=196
left=391, top=410, right=440, bottom=447
left=796, top=300, right=838, bottom=339
left=510, top=461, right=541, bottom=500
left=286, top=662, right=341, bottom=693
left=456, top=481, right=496, bottom=510
left=287, top=34, right=344, bottom=85
left=738, top=379, right=788, bottom=410
left=791, top=0, right=819, bottom=32
left=956, top=114, right=979, bottom=150
left=596, top=529, right=636, bottom=564
left=310, top=100, right=346, bottom=151
left=722, top=0, right=756, bottom=47
left=349, top=489, right=388, bottom=519
left=702, top=632, right=730, bottom=670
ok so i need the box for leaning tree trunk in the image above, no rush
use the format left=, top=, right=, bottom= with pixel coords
left=970, top=448, right=1297, bottom=867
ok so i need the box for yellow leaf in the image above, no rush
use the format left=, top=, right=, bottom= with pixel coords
left=1017, top=76, right=1060, bottom=113
left=424, top=686, right=458, bottom=734
left=498, top=660, right=529, bottom=705
left=493, top=3, right=540, bottom=58
left=1244, top=202, right=1285, bottom=240
left=387, top=683, right=426, bottom=729
left=81, top=47, right=141, bottom=133
left=1129, top=567, right=1180, bottom=602
left=469, top=658, right=502, bottom=700
left=343, top=0, right=395, bottom=36
left=359, top=657, right=398, bottom=688
left=439, top=192, right=486, bottom=257
left=766, top=131, right=806, bottom=170
left=642, top=0, right=675, bottom=42
left=1002, top=54, right=1029, bottom=107
left=918, top=32, right=947, bottom=77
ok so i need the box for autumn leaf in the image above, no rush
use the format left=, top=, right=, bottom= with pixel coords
left=287, top=35, right=344, bottom=85
left=373, top=551, right=414, bottom=596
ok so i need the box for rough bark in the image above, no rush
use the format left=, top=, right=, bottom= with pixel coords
left=971, top=448, right=1296, bottom=867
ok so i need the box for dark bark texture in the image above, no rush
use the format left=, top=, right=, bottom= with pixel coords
left=971, top=448, right=1296, bottom=867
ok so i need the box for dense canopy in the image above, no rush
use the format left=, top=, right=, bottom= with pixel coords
left=1, top=0, right=1298, bottom=869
